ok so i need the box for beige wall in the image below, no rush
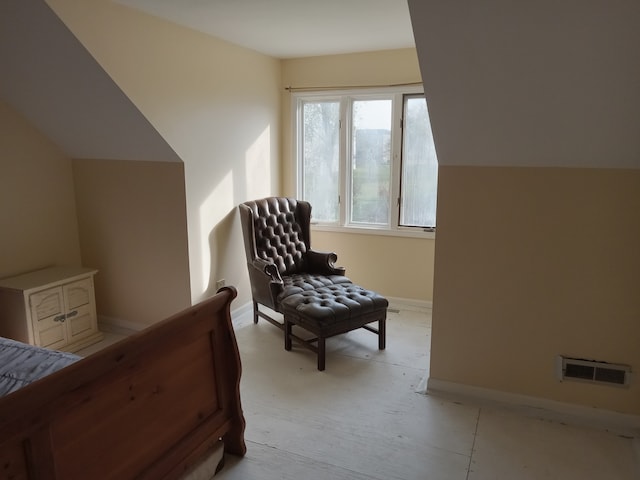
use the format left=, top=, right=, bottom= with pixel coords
left=281, top=49, right=435, bottom=302
left=312, top=231, right=434, bottom=303
left=432, top=166, right=640, bottom=414
left=409, top=1, right=640, bottom=414
left=0, top=100, right=81, bottom=279
left=73, top=160, right=191, bottom=326
left=47, top=0, right=282, bottom=307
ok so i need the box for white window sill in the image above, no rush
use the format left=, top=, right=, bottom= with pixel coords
left=310, top=224, right=436, bottom=240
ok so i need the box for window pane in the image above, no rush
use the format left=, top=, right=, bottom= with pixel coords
left=400, top=96, right=438, bottom=228
left=350, top=99, right=392, bottom=225
left=302, top=101, right=340, bottom=222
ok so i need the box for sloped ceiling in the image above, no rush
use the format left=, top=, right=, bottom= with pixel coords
left=113, top=0, right=415, bottom=59
left=408, top=0, right=640, bottom=169
left=4, top=0, right=638, bottom=168
left=0, top=0, right=180, bottom=162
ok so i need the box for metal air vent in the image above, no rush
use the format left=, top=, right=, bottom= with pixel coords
left=556, top=356, right=631, bottom=387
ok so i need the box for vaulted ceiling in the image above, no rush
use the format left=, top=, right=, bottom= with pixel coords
left=113, top=0, right=415, bottom=59
left=2, top=0, right=638, bottom=169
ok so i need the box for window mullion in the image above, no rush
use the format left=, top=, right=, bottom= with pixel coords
left=339, top=97, right=350, bottom=227
left=390, top=93, right=403, bottom=230
left=295, top=97, right=304, bottom=199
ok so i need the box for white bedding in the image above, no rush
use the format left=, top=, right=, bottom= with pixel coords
left=0, top=336, right=81, bottom=397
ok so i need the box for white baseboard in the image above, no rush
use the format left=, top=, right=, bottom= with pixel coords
left=98, top=315, right=146, bottom=335
left=385, top=296, right=432, bottom=312
left=426, top=378, right=640, bottom=437
left=231, top=301, right=252, bottom=319
left=230, top=301, right=254, bottom=329
left=100, top=302, right=257, bottom=335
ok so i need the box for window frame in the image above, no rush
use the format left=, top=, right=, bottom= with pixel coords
left=292, top=85, right=436, bottom=239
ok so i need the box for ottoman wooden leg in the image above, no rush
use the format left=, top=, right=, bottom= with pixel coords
left=285, top=318, right=292, bottom=351
left=317, top=337, right=326, bottom=371
left=379, top=317, right=386, bottom=350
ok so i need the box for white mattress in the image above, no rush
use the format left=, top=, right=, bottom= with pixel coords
left=0, top=336, right=81, bottom=397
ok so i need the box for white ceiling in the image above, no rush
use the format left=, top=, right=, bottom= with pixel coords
left=114, top=0, right=415, bottom=59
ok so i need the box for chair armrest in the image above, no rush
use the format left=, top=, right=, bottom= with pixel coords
left=246, top=258, right=284, bottom=310
left=250, top=258, right=284, bottom=284
left=307, top=249, right=346, bottom=276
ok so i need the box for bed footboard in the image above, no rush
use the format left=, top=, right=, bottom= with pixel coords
left=0, top=286, right=246, bottom=480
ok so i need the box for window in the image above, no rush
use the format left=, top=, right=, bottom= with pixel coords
left=295, top=87, right=438, bottom=236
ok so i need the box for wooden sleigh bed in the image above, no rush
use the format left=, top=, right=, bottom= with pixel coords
left=0, top=286, right=246, bottom=480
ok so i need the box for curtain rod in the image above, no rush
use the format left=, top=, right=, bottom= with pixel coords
left=284, top=81, right=423, bottom=92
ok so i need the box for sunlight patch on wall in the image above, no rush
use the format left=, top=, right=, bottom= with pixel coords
left=198, top=171, right=234, bottom=295
left=245, top=125, right=272, bottom=199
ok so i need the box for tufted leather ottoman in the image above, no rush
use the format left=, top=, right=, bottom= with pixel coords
left=279, top=283, right=388, bottom=371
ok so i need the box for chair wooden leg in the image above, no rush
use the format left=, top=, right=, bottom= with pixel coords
left=317, top=337, right=326, bottom=371
left=284, top=319, right=292, bottom=351
left=379, top=317, right=386, bottom=350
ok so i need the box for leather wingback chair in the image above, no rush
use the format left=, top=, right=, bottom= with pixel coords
left=239, top=197, right=350, bottom=328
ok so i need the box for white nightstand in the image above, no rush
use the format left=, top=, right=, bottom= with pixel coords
left=0, top=266, right=104, bottom=353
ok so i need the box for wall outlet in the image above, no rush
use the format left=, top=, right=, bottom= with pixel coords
left=215, top=279, right=226, bottom=290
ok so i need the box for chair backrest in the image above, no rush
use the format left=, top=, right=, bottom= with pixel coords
left=240, top=197, right=312, bottom=276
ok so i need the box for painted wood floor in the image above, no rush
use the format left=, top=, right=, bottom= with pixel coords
left=214, top=305, right=638, bottom=480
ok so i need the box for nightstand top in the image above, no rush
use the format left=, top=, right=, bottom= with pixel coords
left=0, top=266, right=98, bottom=292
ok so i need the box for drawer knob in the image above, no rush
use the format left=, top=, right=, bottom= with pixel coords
left=54, top=314, right=66, bottom=322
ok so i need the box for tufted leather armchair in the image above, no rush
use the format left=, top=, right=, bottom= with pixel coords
left=239, top=197, right=351, bottom=328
